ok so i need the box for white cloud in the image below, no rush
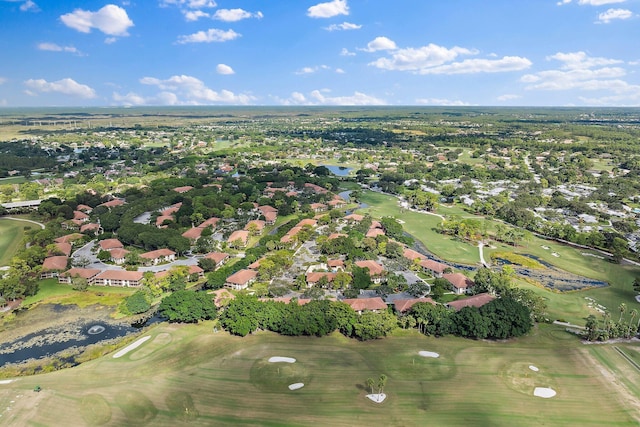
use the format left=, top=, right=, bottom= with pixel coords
left=24, top=78, right=97, bottom=98
left=104, top=37, right=117, bottom=44
left=60, top=4, right=134, bottom=37
left=279, top=89, right=384, bottom=105
left=520, top=51, right=640, bottom=104
left=335, top=68, right=345, bottom=74
left=160, top=0, right=216, bottom=8
left=558, top=0, right=626, bottom=5
left=184, top=10, right=209, bottom=21
left=324, top=22, right=361, bottom=31
left=307, top=0, right=349, bottom=18
left=0, top=77, right=7, bottom=85
left=340, top=47, right=356, bottom=56
left=597, top=8, right=632, bottom=23
left=139, top=74, right=254, bottom=104
left=416, top=98, right=471, bottom=106
left=216, top=64, right=235, bottom=75
left=20, top=0, right=38, bottom=11
left=37, top=42, right=82, bottom=55
left=548, top=51, right=623, bottom=69
left=176, top=28, right=240, bottom=44
left=369, top=43, right=474, bottom=71
left=363, top=36, right=397, bottom=52
left=417, top=56, right=532, bottom=75
left=213, top=8, right=262, bottom=22
left=367, top=41, right=530, bottom=75
left=497, top=94, right=522, bottom=101
left=295, top=65, right=331, bottom=75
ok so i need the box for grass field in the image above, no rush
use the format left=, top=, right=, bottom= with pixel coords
left=22, top=279, right=136, bottom=308
left=1, top=323, right=638, bottom=426
left=0, top=218, right=28, bottom=266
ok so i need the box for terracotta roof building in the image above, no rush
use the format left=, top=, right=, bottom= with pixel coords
left=204, top=252, right=230, bottom=267
left=99, top=238, right=123, bottom=251
left=41, top=256, right=69, bottom=278
left=443, top=273, right=475, bottom=295
left=93, top=270, right=144, bottom=287
left=419, top=259, right=448, bottom=277
left=109, top=248, right=130, bottom=264
left=58, top=268, right=101, bottom=284
left=342, top=297, right=388, bottom=314
left=393, top=297, right=436, bottom=313
left=446, top=293, right=495, bottom=311
left=182, top=227, right=204, bottom=241
left=140, top=248, right=176, bottom=265
left=225, top=269, right=258, bottom=290
left=173, top=186, right=194, bottom=193
left=227, top=230, right=250, bottom=247
left=305, top=272, right=337, bottom=287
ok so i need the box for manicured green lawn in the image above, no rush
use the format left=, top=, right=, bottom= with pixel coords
left=358, top=191, right=481, bottom=265
left=2, top=324, right=638, bottom=426
left=22, top=279, right=136, bottom=307
left=0, top=218, right=28, bottom=266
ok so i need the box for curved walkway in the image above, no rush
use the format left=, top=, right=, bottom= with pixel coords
left=1, top=216, right=45, bottom=229
left=478, top=242, right=488, bottom=267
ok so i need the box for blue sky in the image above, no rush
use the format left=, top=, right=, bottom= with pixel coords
left=1, top=0, right=639, bottom=107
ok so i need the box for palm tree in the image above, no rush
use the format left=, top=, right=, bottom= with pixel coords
left=377, top=374, right=387, bottom=394
left=366, top=377, right=375, bottom=394
left=619, top=303, right=627, bottom=323
left=628, top=309, right=638, bottom=338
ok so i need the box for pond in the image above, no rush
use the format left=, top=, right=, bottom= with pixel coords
left=0, top=304, right=163, bottom=367
left=322, top=165, right=353, bottom=176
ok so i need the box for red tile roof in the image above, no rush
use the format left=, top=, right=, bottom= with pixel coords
left=173, top=186, right=194, bottom=193
left=306, top=272, right=337, bottom=284
left=198, top=217, right=220, bottom=229
left=419, top=259, right=448, bottom=274
left=355, top=260, right=385, bottom=276
left=61, top=268, right=101, bottom=280
left=443, top=273, right=475, bottom=290
left=80, top=223, right=101, bottom=233
left=342, top=297, right=387, bottom=312
left=73, top=210, right=89, bottom=221
left=140, top=248, right=176, bottom=259
left=99, top=238, right=123, bottom=250
left=393, top=297, right=436, bottom=313
left=99, top=199, right=125, bottom=208
left=226, top=269, right=257, bottom=286
left=227, top=230, right=249, bottom=245
left=95, top=270, right=144, bottom=281
left=109, top=248, right=129, bottom=259
left=296, top=219, right=317, bottom=228
left=403, top=248, right=426, bottom=262
left=42, top=256, right=69, bottom=271
left=54, top=233, right=84, bottom=244
left=182, top=227, right=204, bottom=240
left=344, top=213, right=364, bottom=222
left=447, top=293, right=495, bottom=311
left=204, top=252, right=229, bottom=264
left=244, top=219, right=265, bottom=231
left=54, top=242, right=72, bottom=257
left=258, top=205, right=278, bottom=214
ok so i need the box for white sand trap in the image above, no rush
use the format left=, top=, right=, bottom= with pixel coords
left=534, top=387, right=556, bottom=398
left=552, top=252, right=560, bottom=257
left=0, top=380, right=14, bottom=384
left=529, top=365, right=539, bottom=372
left=418, top=351, right=440, bottom=358
left=541, top=245, right=550, bottom=250
left=366, top=393, right=387, bottom=403
left=113, top=335, right=151, bottom=358
left=288, top=383, right=304, bottom=390
left=268, top=356, right=296, bottom=363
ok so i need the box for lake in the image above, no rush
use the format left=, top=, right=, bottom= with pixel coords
left=322, top=165, right=353, bottom=176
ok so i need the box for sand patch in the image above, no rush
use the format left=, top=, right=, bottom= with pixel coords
left=534, top=387, right=556, bottom=398
left=113, top=335, right=151, bottom=359
left=366, top=393, right=386, bottom=403
left=0, top=380, right=14, bottom=384
left=541, top=245, right=550, bottom=250
left=418, top=351, right=440, bottom=358
left=529, top=365, right=539, bottom=372
left=268, top=356, right=296, bottom=363
left=288, top=383, right=304, bottom=390
left=552, top=252, right=560, bottom=257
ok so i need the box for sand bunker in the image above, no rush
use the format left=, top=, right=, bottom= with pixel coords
left=366, top=393, right=387, bottom=403
left=552, top=252, right=560, bottom=257
left=418, top=351, right=440, bottom=358
left=529, top=365, right=539, bottom=372
left=268, top=356, right=296, bottom=363
left=113, top=335, right=151, bottom=358
left=288, top=383, right=304, bottom=390
left=541, top=245, right=550, bottom=250
left=0, top=380, right=14, bottom=384
left=534, top=387, right=556, bottom=398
